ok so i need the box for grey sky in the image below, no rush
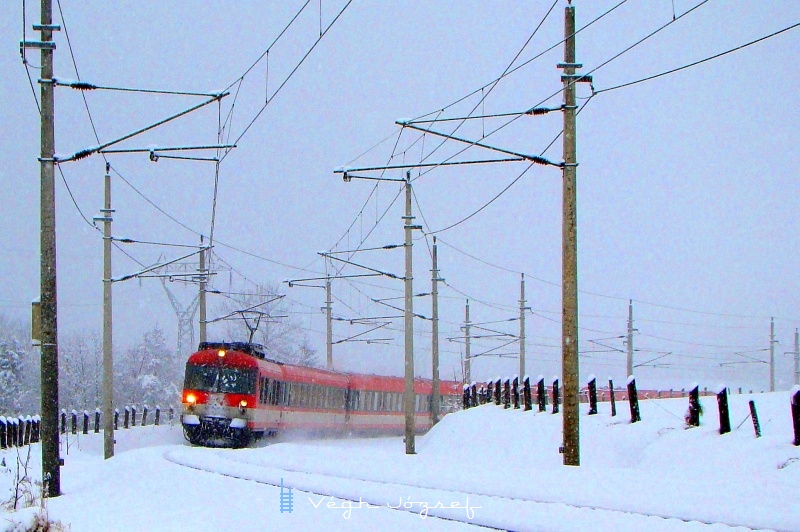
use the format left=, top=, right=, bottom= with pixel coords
left=2, top=1, right=798, bottom=392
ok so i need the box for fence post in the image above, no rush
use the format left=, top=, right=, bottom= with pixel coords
left=155, top=405, right=161, bottom=426
left=124, top=407, right=130, bottom=429
left=71, top=410, right=77, bottom=435
left=627, top=376, right=641, bottom=423
left=471, top=384, right=478, bottom=408
left=32, top=415, right=40, bottom=443
left=587, top=376, right=598, bottom=415
left=486, top=380, right=493, bottom=404
left=114, top=409, right=119, bottom=430
left=717, top=385, right=731, bottom=435
left=494, top=379, right=501, bottom=406
left=60, top=409, right=66, bottom=434
left=21, top=417, right=30, bottom=446
left=537, top=376, right=546, bottom=412
left=552, top=377, right=560, bottom=414
left=142, top=405, right=149, bottom=426
left=512, top=376, right=520, bottom=409
left=523, top=376, right=532, bottom=411
left=94, top=409, right=101, bottom=433
left=462, top=384, right=470, bottom=409
left=8, top=419, right=16, bottom=447
left=748, top=400, right=761, bottom=438
left=791, top=386, right=800, bottom=446
left=169, top=405, right=175, bottom=422
left=0, top=416, right=6, bottom=449
left=131, top=406, right=137, bottom=427
left=501, top=378, right=508, bottom=409
left=609, top=379, right=616, bottom=417
left=687, top=384, right=701, bottom=427
left=82, top=411, right=89, bottom=435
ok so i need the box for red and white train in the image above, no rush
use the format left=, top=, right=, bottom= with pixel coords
left=180, top=342, right=462, bottom=447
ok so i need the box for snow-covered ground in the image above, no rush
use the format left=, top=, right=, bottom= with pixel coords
left=2, top=390, right=799, bottom=531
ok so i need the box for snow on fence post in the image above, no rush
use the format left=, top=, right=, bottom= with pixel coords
left=537, top=376, right=546, bottom=412
left=155, top=406, right=161, bottom=426
left=21, top=417, right=29, bottom=446
left=123, top=407, right=130, bottom=429
left=82, top=411, right=89, bottom=435
left=0, top=416, right=6, bottom=449
left=114, top=409, right=119, bottom=430
left=609, top=379, right=617, bottom=417
left=552, top=377, right=560, bottom=414
left=748, top=400, right=761, bottom=438
left=462, top=384, right=470, bottom=410
left=142, top=405, right=149, bottom=426
left=587, top=375, right=598, bottom=415
left=70, top=410, right=77, bottom=435
left=523, top=376, right=532, bottom=411
left=717, top=385, right=731, bottom=435
left=791, top=386, right=800, bottom=446
left=94, top=409, right=101, bottom=433
left=131, top=406, right=137, bottom=427
left=687, top=384, right=701, bottom=427
left=60, top=409, right=66, bottom=434
left=627, top=376, right=641, bottom=423
left=512, top=376, right=520, bottom=409
left=8, top=418, right=16, bottom=447
left=494, top=378, right=501, bottom=406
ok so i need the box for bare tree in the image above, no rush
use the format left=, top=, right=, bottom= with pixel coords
left=210, top=282, right=319, bottom=367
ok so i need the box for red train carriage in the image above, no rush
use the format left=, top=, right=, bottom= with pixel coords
left=180, top=342, right=462, bottom=447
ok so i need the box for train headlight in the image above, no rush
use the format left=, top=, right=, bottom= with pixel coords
left=218, top=349, right=226, bottom=358
left=186, top=393, right=196, bottom=410
left=239, top=399, right=247, bottom=414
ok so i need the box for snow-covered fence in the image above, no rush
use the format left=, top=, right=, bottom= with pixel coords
left=687, top=385, right=701, bottom=427
left=0, top=416, right=40, bottom=449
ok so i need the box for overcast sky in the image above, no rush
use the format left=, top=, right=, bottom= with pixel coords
left=2, top=1, right=799, bottom=392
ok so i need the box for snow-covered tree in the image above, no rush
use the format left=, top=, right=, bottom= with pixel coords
left=0, top=314, right=38, bottom=415
left=59, top=331, right=102, bottom=411
left=117, top=326, right=182, bottom=407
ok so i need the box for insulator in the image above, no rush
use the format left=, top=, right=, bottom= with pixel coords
left=71, top=81, right=97, bottom=91
left=526, top=107, right=554, bottom=116
left=72, top=149, right=93, bottom=161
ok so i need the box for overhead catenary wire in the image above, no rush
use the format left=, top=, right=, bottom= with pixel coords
left=595, top=21, right=800, bottom=94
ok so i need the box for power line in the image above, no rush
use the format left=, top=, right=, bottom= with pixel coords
left=595, top=21, right=800, bottom=94
left=219, top=0, right=353, bottom=164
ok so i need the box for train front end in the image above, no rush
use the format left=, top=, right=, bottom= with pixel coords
left=181, top=343, right=259, bottom=447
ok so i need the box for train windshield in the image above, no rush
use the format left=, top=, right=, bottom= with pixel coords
left=184, top=363, right=256, bottom=394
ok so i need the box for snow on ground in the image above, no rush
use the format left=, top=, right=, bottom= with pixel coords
left=2, top=391, right=799, bottom=531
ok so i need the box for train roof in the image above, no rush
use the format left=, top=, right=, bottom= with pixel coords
left=190, top=342, right=462, bottom=391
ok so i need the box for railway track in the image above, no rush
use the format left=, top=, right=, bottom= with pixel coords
left=165, top=447, right=774, bottom=531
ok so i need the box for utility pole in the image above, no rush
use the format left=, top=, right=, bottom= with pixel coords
left=627, top=300, right=634, bottom=377
left=403, top=171, right=419, bottom=454
left=25, top=0, right=62, bottom=496
left=519, top=273, right=527, bottom=380
left=99, top=164, right=114, bottom=460
left=464, top=300, right=471, bottom=384
left=431, top=237, right=441, bottom=425
left=770, top=317, right=775, bottom=392
left=325, top=277, right=333, bottom=369
left=199, top=237, right=207, bottom=344
left=558, top=2, right=586, bottom=467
